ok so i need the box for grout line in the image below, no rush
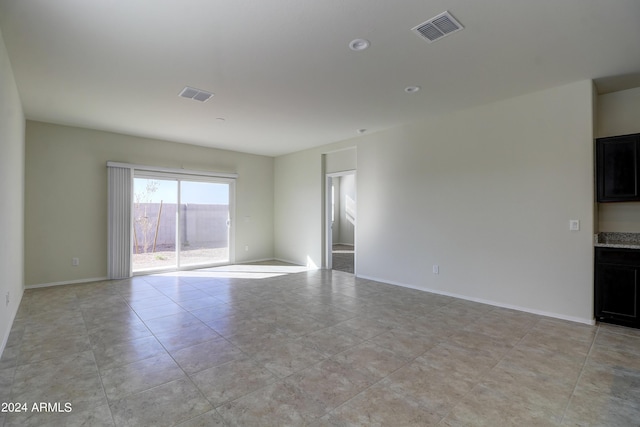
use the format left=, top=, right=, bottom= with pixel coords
left=88, top=341, right=118, bottom=427
left=435, top=318, right=541, bottom=425
left=109, top=294, right=223, bottom=425
left=316, top=342, right=430, bottom=421
left=33, top=287, right=119, bottom=426
left=558, top=323, right=600, bottom=425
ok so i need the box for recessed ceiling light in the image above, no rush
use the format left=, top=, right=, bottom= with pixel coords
left=404, top=86, right=421, bottom=93
left=349, top=39, right=370, bottom=51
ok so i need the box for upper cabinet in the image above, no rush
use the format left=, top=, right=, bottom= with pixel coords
left=596, top=133, right=640, bottom=202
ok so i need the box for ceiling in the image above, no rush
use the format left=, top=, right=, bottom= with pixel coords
left=1, top=0, right=640, bottom=157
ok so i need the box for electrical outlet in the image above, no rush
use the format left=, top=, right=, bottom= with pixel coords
left=244, top=245, right=249, bottom=252
left=433, top=265, right=439, bottom=275
left=72, top=257, right=80, bottom=266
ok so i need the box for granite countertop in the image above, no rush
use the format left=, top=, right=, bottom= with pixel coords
left=595, top=232, right=640, bottom=249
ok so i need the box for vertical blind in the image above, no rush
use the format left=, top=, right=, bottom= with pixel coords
left=107, top=165, right=132, bottom=279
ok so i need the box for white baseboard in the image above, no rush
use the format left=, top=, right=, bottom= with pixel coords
left=357, top=273, right=595, bottom=326
left=239, top=258, right=280, bottom=264
left=0, top=289, right=24, bottom=360
left=25, top=277, right=108, bottom=290
left=240, top=257, right=308, bottom=267
left=274, top=258, right=315, bottom=269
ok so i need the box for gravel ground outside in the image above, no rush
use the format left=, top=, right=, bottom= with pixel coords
left=132, top=245, right=229, bottom=271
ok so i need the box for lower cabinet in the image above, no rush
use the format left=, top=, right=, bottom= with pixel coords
left=595, top=247, right=640, bottom=328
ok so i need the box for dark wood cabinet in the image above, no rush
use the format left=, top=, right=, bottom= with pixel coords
left=596, top=133, right=640, bottom=202
left=595, top=247, right=640, bottom=328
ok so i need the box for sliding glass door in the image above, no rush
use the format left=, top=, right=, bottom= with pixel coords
left=132, top=175, right=233, bottom=273
left=179, top=180, right=230, bottom=267
left=132, top=177, right=178, bottom=271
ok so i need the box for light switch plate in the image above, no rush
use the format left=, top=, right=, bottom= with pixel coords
left=569, top=220, right=580, bottom=231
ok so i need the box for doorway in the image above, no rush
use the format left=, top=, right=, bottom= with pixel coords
left=325, top=171, right=356, bottom=273
left=132, top=174, right=234, bottom=273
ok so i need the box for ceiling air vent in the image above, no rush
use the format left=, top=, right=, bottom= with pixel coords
left=179, top=86, right=213, bottom=102
left=412, top=11, right=463, bottom=43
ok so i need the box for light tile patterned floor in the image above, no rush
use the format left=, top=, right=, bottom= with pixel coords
left=1, top=264, right=640, bottom=426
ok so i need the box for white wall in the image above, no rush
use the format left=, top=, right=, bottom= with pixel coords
left=275, top=80, right=595, bottom=323
left=326, top=148, right=357, bottom=247
left=326, top=148, right=356, bottom=174
left=328, top=174, right=356, bottom=246
left=25, top=121, right=274, bottom=286
left=596, top=87, right=640, bottom=232
left=331, top=177, right=341, bottom=244
left=0, top=28, right=25, bottom=356
left=338, top=174, right=355, bottom=245
left=274, top=148, right=324, bottom=267
left=274, top=144, right=358, bottom=267
left=597, top=87, right=640, bottom=138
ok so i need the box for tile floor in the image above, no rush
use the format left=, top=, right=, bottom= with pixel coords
left=1, top=264, right=640, bottom=426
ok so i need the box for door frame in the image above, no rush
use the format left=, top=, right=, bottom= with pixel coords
left=324, top=170, right=356, bottom=272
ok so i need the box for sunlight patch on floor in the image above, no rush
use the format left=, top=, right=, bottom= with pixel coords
left=150, top=262, right=310, bottom=280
